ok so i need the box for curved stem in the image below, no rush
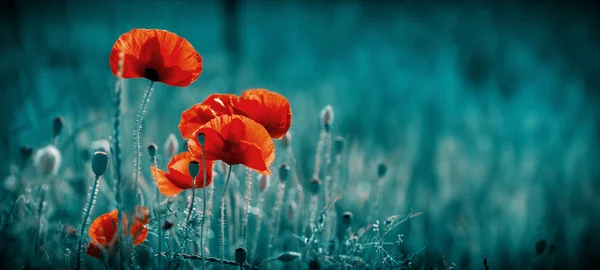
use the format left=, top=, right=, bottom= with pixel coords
left=221, top=165, right=233, bottom=270
left=200, top=143, right=208, bottom=270
left=77, top=175, right=100, bottom=270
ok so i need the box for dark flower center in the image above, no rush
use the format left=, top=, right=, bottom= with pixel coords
left=144, top=68, right=159, bottom=81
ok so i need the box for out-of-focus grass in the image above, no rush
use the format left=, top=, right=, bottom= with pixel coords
left=1, top=0, right=600, bottom=269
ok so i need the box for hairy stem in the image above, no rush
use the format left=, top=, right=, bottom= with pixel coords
left=77, top=175, right=100, bottom=270
left=200, top=143, right=208, bottom=270
left=221, top=165, right=233, bottom=269
left=250, top=191, right=265, bottom=258
left=151, top=155, right=162, bottom=270
left=242, top=167, right=252, bottom=248
left=268, top=182, right=285, bottom=256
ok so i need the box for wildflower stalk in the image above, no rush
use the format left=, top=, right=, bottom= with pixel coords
left=250, top=189, right=265, bottom=257
left=203, top=180, right=215, bottom=251
left=323, top=133, right=332, bottom=205
left=285, top=146, right=304, bottom=244
left=220, top=165, right=233, bottom=269
left=151, top=154, right=162, bottom=269
left=312, top=130, right=327, bottom=179
left=308, top=194, right=319, bottom=228
left=76, top=175, right=100, bottom=270
left=113, top=52, right=124, bottom=216
left=241, top=167, right=252, bottom=248
left=268, top=180, right=285, bottom=256
left=199, top=136, right=208, bottom=270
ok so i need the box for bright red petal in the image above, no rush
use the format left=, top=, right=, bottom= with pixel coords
left=88, top=209, right=119, bottom=246
left=86, top=241, right=103, bottom=259
left=151, top=166, right=184, bottom=196
left=236, top=89, right=292, bottom=139
left=202, top=94, right=240, bottom=115
left=179, top=104, right=217, bottom=139
left=109, top=29, right=202, bottom=87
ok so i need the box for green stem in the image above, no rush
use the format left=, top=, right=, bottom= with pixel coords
left=77, top=175, right=100, bottom=270
left=200, top=142, right=208, bottom=270
left=221, top=165, right=233, bottom=270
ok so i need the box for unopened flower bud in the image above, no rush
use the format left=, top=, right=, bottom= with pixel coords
left=34, top=145, right=61, bottom=177
left=188, top=161, right=200, bottom=179
left=377, top=163, right=388, bottom=178
left=277, top=251, right=302, bottom=262
left=320, top=105, right=334, bottom=132
left=164, top=133, right=179, bottom=158
left=235, top=247, right=247, bottom=264
left=91, top=151, right=109, bottom=176
left=279, top=164, right=290, bottom=182
left=161, top=220, right=174, bottom=230
left=287, top=202, right=296, bottom=221
left=147, top=144, right=157, bottom=157
left=259, top=175, right=270, bottom=192
left=52, top=117, right=64, bottom=138
left=310, top=178, right=321, bottom=194
left=281, top=132, right=292, bottom=148
left=197, top=132, right=206, bottom=145
left=342, top=211, right=353, bottom=226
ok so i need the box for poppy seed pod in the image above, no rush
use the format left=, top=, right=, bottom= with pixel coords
left=91, top=151, right=109, bottom=176
left=310, top=178, right=321, bottom=194
left=147, top=143, right=157, bottom=157
left=259, top=175, right=270, bottom=192
left=279, top=164, right=290, bottom=182
left=164, top=133, right=179, bottom=158
left=234, top=247, right=247, bottom=264
left=196, top=132, right=206, bottom=145
left=320, top=105, right=334, bottom=132
left=309, top=259, right=321, bottom=270
left=377, top=163, right=388, bottom=178
left=52, top=117, right=64, bottom=138
left=342, top=211, right=353, bottom=226
left=188, top=161, right=200, bottom=178
left=19, top=145, right=33, bottom=164
left=90, top=139, right=111, bottom=154
left=277, top=251, right=302, bottom=262
left=34, top=145, right=62, bottom=177
left=333, top=137, right=345, bottom=155
left=281, top=131, right=292, bottom=148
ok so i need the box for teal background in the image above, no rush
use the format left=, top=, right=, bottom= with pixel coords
left=1, top=0, right=599, bottom=269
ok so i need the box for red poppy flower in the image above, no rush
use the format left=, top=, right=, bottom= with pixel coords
left=86, top=207, right=149, bottom=259
left=179, top=104, right=217, bottom=140
left=150, top=151, right=215, bottom=196
left=202, top=93, right=240, bottom=115
left=234, top=89, right=292, bottom=139
left=109, top=28, right=202, bottom=87
left=188, top=115, right=275, bottom=174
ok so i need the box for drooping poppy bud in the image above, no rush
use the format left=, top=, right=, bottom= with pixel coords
left=164, top=133, right=179, bottom=158
left=34, top=145, right=61, bottom=177
left=52, top=117, right=64, bottom=139
left=147, top=143, right=157, bottom=157
left=235, top=247, right=247, bottom=265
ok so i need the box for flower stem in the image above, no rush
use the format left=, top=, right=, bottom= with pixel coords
left=242, top=167, right=252, bottom=248
left=250, top=191, right=265, bottom=258
left=200, top=142, right=208, bottom=270
left=77, top=175, right=100, bottom=270
left=151, top=155, right=162, bottom=270
left=220, top=165, right=233, bottom=270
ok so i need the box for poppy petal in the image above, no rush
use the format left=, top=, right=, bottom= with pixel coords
left=110, top=29, right=202, bottom=87
left=237, top=141, right=272, bottom=174
left=150, top=166, right=185, bottom=196
left=130, top=222, right=148, bottom=245
left=86, top=241, right=103, bottom=259
left=202, top=94, right=240, bottom=115
left=88, top=209, right=119, bottom=245
left=235, top=89, right=292, bottom=139
left=167, top=151, right=214, bottom=189
left=179, top=104, right=217, bottom=139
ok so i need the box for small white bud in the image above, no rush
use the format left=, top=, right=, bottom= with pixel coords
left=164, top=133, right=179, bottom=158
left=320, top=105, right=334, bottom=131
left=259, top=175, right=270, bottom=192
left=34, top=145, right=61, bottom=177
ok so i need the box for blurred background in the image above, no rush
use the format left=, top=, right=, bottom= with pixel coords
left=1, top=0, right=600, bottom=269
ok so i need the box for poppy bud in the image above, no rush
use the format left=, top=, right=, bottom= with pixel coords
left=34, top=145, right=61, bottom=177
left=164, top=133, right=179, bottom=158
left=197, top=132, right=206, bottom=146
left=147, top=143, right=157, bottom=157
left=308, top=259, right=321, bottom=270
left=320, top=105, right=334, bottom=132
left=279, top=164, right=290, bottom=182
left=52, top=117, right=64, bottom=138
left=310, top=178, right=321, bottom=194
left=377, top=163, right=388, bottom=178
left=277, top=251, right=302, bottom=262
left=259, top=175, right=270, bottom=192
left=235, top=247, right=247, bottom=264
left=342, top=211, right=353, bottom=226
left=188, top=161, right=200, bottom=178
left=333, top=137, right=345, bottom=155
left=91, top=151, right=109, bottom=176
left=19, top=145, right=33, bottom=164
left=281, top=132, right=292, bottom=148
left=161, top=220, right=174, bottom=230
left=90, top=139, right=111, bottom=154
